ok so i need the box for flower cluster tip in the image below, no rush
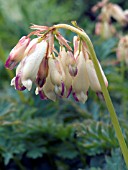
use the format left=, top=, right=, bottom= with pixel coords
left=5, top=24, right=108, bottom=103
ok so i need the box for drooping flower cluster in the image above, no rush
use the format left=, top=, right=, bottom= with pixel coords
left=116, top=35, right=128, bottom=65
left=5, top=24, right=108, bottom=103
left=92, top=0, right=128, bottom=39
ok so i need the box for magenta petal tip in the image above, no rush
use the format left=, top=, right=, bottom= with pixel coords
left=67, top=86, right=72, bottom=98
left=96, top=92, right=104, bottom=100
left=61, top=82, right=65, bottom=96
left=39, top=90, right=47, bottom=100
left=15, top=75, right=26, bottom=91
left=5, top=57, right=17, bottom=70
left=72, top=92, right=79, bottom=102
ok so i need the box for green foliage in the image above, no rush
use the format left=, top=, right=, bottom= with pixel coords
left=104, top=149, right=127, bottom=170
left=94, top=37, right=118, bottom=60
left=77, top=121, right=118, bottom=155
left=0, top=89, right=127, bottom=169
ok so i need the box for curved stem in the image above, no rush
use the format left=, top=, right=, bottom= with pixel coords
left=54, top=24, right=128, bottom=167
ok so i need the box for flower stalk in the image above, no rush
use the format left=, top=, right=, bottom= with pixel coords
left=53, top=23, right=128, bottom=167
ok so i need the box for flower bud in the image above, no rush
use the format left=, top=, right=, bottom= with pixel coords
left=5, top=36, right=30, bottom=70
left=59, top=48, right=73, bottom=97
left=59, top=47, right=77, bottom=77
left=42, top=74, right=57, bottom=101
left=95, top=22, right=116, bottom=39
left=73, top=36, right=89, bottom=61
left=67, top=51, right=77, bottom=77
left=108, top=3, right=126, bottom=25
left=48, top=57, right=66, bottom=96
left=73, top=36, right=79, bottom=59
left=15, top=40, right=48, bottom=91
left=48, top=57, right=65, bottom=85
left=72, top=52, right=90, bottom=103
left=85, top=59, right=108, bottom=92
left=36, top=57, right=48, bottom=87
left=116, top=36, right=128, bottom=65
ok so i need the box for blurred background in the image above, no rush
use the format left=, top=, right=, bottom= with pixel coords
left=0, top=0, right=128, bottom=169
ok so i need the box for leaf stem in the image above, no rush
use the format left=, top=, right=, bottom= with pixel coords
left=53, top=23, right=128, bottom=167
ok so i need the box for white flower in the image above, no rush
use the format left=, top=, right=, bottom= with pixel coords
left=59, top=47, right=73, bottom=97
left=85, top=59, right=108, bottom=92
left=116, top=36, right=128, bottom=65
left=43, top=73, right=57, bottom=101
left=13, top=39, right=48, bottom=91
left=72, top=52, right=90, bottom=103
left=48, top=57, right=65, bottom=96
left=5, top=36, right=30, bottom=70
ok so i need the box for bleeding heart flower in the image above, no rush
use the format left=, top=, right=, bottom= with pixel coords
left=5, top=36, right=30, bottom=70
left=108, top=3, right=127, bottom=25
left=36, top=57, right=49, bottom=88
left=48, top=57, right=65, bottom=96
left=59, top=47, right=73, bottom=97
left=35, top=72, right=57, bottom=102
left=72, top=52, right=90, bottom=103
left=116, top=36, right=128, bottom=65
left=13, top=40, right=48, bottom=91
left=6, top=24, right=109, bottom=104
left=85, top=59, right=108, bottom=92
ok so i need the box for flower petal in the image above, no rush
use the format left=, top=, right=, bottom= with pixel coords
left=43, top=74, right=57, bottom=101
left=48, top=57, right=65, bottom=86
left=22, top=79, right=32, bottom=91
left=55, top=32, right=72, bottom=51
left=5, top=36, right=30, bottom=69
left=15, top=74, right=26, bottom=91
left=67, top=86, right=72, bottom=98
left=30, top=24, right=49, bottom=31
left=36, top=57, right=48, bottom=88
left=39, top=90, right=48, bottom=100
left=85, top=59, right=108, bottom=92
left=72, top=52, right=90, bottom=103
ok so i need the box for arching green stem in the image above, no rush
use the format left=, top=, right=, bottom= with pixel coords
left=53, top=24, right=128, bottom=167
